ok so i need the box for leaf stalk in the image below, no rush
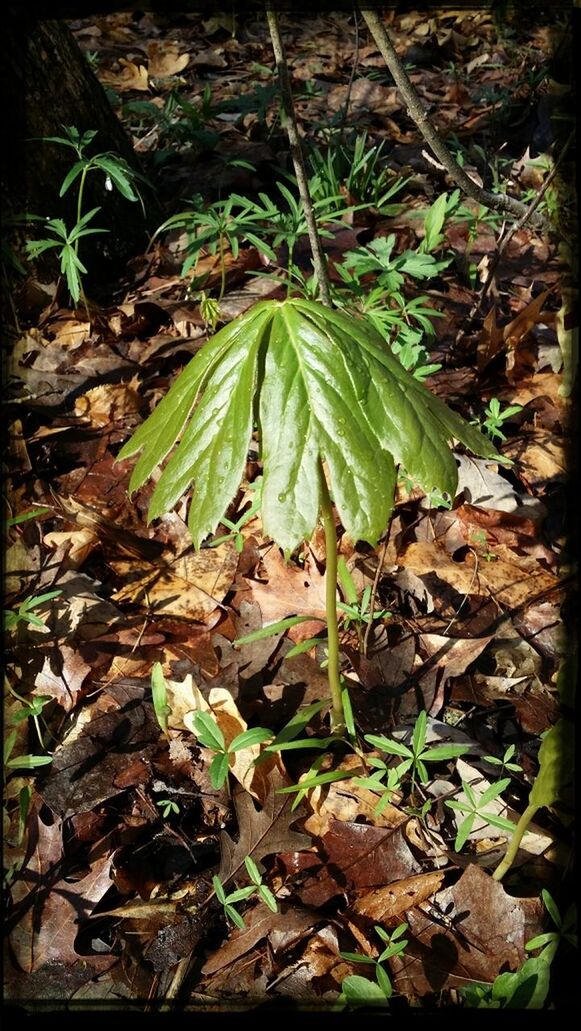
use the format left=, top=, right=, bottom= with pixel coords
left=319, top=464, right=345, bottom=732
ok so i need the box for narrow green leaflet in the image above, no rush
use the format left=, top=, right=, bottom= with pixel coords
left=529, top=718, right=574, bottom=810
left=117, top=303, right=272, bottom=492
left=118, top=298, right=498, bottom=552
left=275, top=303, right=397, bottom=547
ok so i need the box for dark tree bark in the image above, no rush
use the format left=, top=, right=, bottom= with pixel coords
left=2, top=15, right=162, bottom=282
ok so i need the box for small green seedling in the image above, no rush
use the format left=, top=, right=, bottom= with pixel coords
left=365, top=710, right=470, bottom=794
left=478, top=398, right=523, bottom=443
left=187, top=710, right=272, bottom=789
left=445, top=777, right=515, bottom=851
left=525, top=890, right=577, bottom=958
left=156, top=798, right=180, bottom=818
left=3, top=589, right=62, bottom=633
left=339, top=923, right=409, bottom=1007
left=212, top=874, right=256, bottom=930
left=207, top=479, right=263, bottom=552
left=341, top=233, right=451, bottom=294
left=483, top=743, right=523, bottom=777
left=419, top=190, right=460, bottom=254
left=242, top=855, right=279, bottom=913
left=4, top=730, right=53, bottom=773
left=153, top=194, right=277, bottom=300
left=212, top=855, right=279, bottom=929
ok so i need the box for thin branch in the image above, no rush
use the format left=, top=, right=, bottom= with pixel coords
left=266, top=5, right=332, bottom=306
left=468, top=129, right=575, bottom=323
left=359, top=7, right=552, bottom=234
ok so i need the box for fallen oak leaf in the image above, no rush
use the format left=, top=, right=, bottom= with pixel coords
left=246, top=544, right=328, bottom=643
left=33, top=646, right=92, bottom=712
left=9, top=807, right=113, bottom=972
left=218, top=769, right=312, bottom=886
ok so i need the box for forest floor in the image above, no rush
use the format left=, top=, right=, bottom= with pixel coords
left=4, top=6, right=577, bottom=1014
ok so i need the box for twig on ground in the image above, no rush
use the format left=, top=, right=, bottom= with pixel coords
left=359, top=7, right=553, bottom=234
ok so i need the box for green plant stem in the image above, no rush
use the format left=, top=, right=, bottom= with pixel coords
left=75, top=164, right=90, bottom=314
left=75, top=165, right=89, bottom=258
left=266, top=5, right=332, bottom=307
left=218, top=231, right=226, bottom=302
left=319, top=465, right=345, bottom=732
left=492, top=803, right=538, bottom=881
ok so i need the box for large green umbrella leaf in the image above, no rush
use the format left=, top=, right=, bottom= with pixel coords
left=118, top=298, right=498, bottom=551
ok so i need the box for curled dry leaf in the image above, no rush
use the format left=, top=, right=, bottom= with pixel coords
left=350, top=869, right=446, bottom=923
left=146, top=41, right=190, bottom=78
left=43, top=527, right=99, bottom=569
left=100, top=57, right=149, bottom=91
left=49, top=316, right=92, bottom=349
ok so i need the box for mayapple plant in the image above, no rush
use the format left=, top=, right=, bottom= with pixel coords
left=118, top=298, right=498, bottom=730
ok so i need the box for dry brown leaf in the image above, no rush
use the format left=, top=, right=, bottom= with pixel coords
left=296, top=820, right=421, bottom=907
left=400, top=539, right=560, bottom=610
left=218, top=771, right=312, bottom=884
left=33, top=646, right=92, bottom=711
left=39, top=683, right=160, bottom=817
left=50, top=317, right=91, bottom=349
left=504, top=288, right=553, bottom=350
left=43, top=527, right=99, bottom=568
left=100, top=57, right=149, bottom=91
left=247, top=545, right=327, bottom=643
left=351, top=869, right=446, bottom=923
left=390, top=865, right=544, bottom=998
left=202, top=905, right=315, bottom=976
left=419, top=633, right=494, bottom=677
left=9, top=808, right=113, bottom=972
left=478, top=304, right=510, bottom=371
left=146, top=41, right=190, bottom=78
left=503, top=429, right=567, bottom=491
left=327, top=79, right=400, bottom=117
left=111, top=542, right=238, bottom=622
left=74, top=377, right=141, bottom=428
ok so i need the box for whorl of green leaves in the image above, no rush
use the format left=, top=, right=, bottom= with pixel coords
left=118, top=298, right=498, bottom=552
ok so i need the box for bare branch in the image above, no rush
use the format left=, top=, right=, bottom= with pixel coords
left=359, top=8, right=553, bottom=234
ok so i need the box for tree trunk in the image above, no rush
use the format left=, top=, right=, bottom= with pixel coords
left=2, top=15, right=161, bottom=283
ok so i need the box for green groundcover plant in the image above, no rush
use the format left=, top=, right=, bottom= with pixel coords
left=118, top=298, right=498, bottom=728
